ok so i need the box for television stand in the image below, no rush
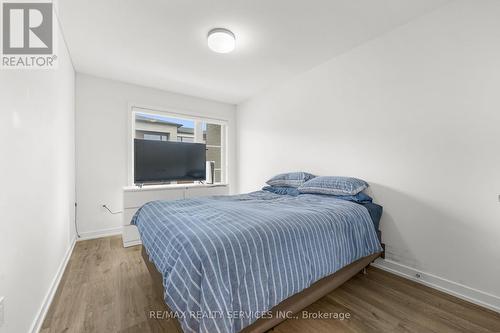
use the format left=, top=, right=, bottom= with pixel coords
left=122, top=183, right=229, bottom=247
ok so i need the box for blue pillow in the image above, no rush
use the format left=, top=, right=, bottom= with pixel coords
left=332, top=192, right=373, bottom=203
left=266, top=172, right=316, bottom=188
left=298, top=176, right=368, bottom=195
left=262, top=186, right=300, bottom=196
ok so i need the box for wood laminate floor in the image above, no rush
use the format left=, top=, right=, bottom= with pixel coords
left=41, top=236, right=500, bottom=333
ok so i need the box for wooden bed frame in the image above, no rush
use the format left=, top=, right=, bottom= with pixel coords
left=142, top=247, right=382, bottom=333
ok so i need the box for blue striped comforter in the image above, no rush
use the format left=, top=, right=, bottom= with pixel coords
left=132, top=191, right=382, bottom=333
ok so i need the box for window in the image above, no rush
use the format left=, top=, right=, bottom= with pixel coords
left=204, top=123, right=224, bottom=183
left=131, top=108, right=227, bottom=185
left=139, top=131, right=170, bottom=141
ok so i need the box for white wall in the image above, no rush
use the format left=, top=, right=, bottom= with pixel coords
left=0, top=14, right=76, bottom=333
left=237, top=0, right=500, bottom=309
left=75, top=74, right=236, bottom=237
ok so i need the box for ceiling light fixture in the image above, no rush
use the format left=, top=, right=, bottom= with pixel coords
left=207, top=28, right=236, bottom=54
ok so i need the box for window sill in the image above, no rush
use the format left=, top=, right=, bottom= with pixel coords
left=123, top=183, right=228, bottom=192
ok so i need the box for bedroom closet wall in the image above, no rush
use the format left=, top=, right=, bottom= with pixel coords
left=236, top=0, right=500, bottom=311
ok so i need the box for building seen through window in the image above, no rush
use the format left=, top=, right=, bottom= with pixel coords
left=134, top=112, right=225, bottom=183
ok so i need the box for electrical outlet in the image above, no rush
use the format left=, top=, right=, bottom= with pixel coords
left=0, top=296, right=5, bottom=327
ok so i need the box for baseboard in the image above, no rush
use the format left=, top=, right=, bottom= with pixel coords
left=30, top=236, right=77, bottom=333
left=372, top=258, right=500, bottom=313
left=123, top=239, right=142, bottom=247
left=77, top=226, right=123, bottom=241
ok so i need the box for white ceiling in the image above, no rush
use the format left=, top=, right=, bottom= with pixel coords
left=58, top=0, right=451, bottom=104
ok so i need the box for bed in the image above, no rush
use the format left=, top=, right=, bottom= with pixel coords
left=133, top=190, right=383, bottom=333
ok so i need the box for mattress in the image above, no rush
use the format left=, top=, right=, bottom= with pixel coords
left=133, top=190, right=382, bottom=333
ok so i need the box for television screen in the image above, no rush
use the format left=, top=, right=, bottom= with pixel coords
left=134, top=139, right=206, bottom=183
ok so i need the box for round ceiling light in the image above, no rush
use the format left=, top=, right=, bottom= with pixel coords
left=207, top=28, right=236, bottom=54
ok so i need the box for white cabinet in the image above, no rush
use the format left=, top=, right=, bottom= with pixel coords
left=185, top=185, right=229, bottom=198
left=123, top=187, right=185, bottom=208
left=122, top=225, right=142, bottom=247
left=122, top=184, right=229, bottom=247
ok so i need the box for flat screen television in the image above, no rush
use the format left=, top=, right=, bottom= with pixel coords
left=134, top=139, right=206, bottom=183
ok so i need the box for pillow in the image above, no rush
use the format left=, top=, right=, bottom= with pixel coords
left=262, top=186, right=300, bottom=196
left=298, top=176, right=368, bottom=195
left=266, top=172, right=316, bottom=188
left=331, top=192, right=373, bottom=203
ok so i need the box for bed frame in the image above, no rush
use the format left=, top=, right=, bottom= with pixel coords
left=142, top=247, right=382, bottom=333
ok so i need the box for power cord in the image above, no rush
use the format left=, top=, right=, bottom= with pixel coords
left=102, top=204, right=123, bottom=215
left=74, top=202, right=81, bottom=238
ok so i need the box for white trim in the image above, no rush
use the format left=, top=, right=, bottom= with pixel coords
left=123, top=183, right=228, bottom=192
left=77, top=226, right=123, bottom=241
left=131, top=104, right=229, bottom=124
left=372, top=258, right=500, bottom=313
left=30, top=237, right=77, bottom=333
left=123, top=239, right=142, bottom=247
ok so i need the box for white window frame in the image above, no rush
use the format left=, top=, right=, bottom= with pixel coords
left=128, top=104, right=229, bottom=186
